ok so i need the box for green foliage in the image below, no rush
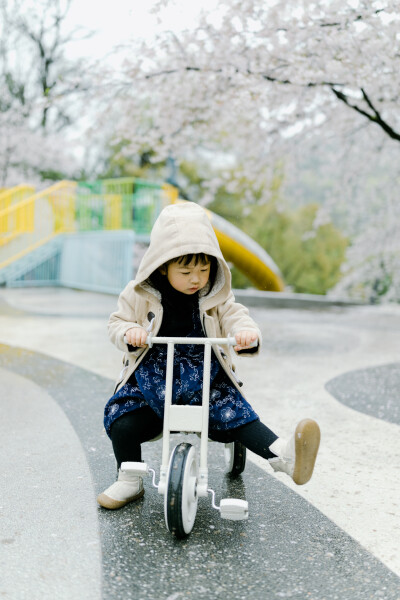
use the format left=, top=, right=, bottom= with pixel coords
left=38, top=168, right=70, bottom=181
left=207, top=176, right=348, bottom=295
left=272, top=203, right=348, bottom=294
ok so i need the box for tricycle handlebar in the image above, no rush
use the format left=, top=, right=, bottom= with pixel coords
left=124, top=334, right=238, bottom=347
left=124, top=334, right=258, bottom=349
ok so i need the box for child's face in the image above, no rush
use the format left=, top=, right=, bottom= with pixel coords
left=165, top=259, right=211, bottom=295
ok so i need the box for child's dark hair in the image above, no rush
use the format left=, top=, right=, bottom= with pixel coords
left=164, top=253, right=212, bottom=268
left=157, top=253, right=218, bottom=290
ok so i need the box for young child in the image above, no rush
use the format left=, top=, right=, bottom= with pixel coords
left=98, top=202, right=320, bottom=509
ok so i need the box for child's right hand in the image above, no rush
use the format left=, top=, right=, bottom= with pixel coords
left=125, top=327, right=148, bottom=347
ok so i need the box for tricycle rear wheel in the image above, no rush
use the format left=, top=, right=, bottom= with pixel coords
left=224, top=441, right=246, bottom=477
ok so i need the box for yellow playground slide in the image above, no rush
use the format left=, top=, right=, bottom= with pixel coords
left=206, top=209, right=284, bottom=292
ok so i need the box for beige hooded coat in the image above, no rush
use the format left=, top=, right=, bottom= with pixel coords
left=108, top=202, right=262, bottom=394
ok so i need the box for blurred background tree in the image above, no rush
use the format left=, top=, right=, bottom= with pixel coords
left=107, top=0, right=399, bottom=301
left=1, top=0, right=399, bottom=301
left=0, top=0, right=93, bottom=184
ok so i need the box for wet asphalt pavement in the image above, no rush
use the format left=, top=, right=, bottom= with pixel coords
left=1, top=343, right=400, bottom=600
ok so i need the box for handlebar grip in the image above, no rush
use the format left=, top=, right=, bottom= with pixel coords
left=226, top=337, right=258, bottom=348
left=123, top=334, right=152, bottom=347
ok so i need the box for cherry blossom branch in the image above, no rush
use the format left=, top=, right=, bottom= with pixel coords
left=143, top=65, right=342, bottom=88
left=142, top=62, right=400, bottom=142
left=331, top=87, right=400, bottom=142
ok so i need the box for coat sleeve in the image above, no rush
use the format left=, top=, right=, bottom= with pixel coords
left=216, top=291, right=262, bottom=356
left=108, top=282, right=145, bottom=352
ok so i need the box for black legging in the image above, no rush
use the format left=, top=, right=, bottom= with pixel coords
left=110, top=405, right=278, bottom=468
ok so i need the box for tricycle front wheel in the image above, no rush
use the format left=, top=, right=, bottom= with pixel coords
left=164, top=443, right=198, bottom=538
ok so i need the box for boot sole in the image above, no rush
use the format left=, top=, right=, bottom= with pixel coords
left=97, top=487, right=145, bottom=510
left=292, top=419, right=320, bottom=485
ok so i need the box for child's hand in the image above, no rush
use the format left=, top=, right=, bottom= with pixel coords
left=125, top=327, right=148, bottom=347
left=234, top=330, right=258, bottom=352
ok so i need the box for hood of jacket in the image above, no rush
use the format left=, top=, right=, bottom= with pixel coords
left=134, top=202, right=232, bottom=307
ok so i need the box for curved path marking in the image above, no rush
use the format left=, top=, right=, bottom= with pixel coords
left=326, top=363, right=400, bottom=425
left=1, top=344, right=400, bottom=600
left=0, top=366, right=101, bottom=600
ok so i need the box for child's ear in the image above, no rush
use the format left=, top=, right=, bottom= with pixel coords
left=159, top=265, right=167, bottom=275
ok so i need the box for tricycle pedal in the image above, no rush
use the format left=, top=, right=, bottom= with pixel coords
left=219, top=498, right=249, bottom=521
left=121, top=461, right=149, bottom=476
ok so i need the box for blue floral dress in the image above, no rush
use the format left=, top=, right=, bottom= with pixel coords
left=104, top=308, right=259, bottom=437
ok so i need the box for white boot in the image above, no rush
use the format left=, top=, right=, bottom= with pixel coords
left=97, top=469, right=144, bottom=509
left=268, top=419, right=320, bottom=485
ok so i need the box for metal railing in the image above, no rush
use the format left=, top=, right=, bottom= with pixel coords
left=0, top=185, right=36, bottom=246
left=0, top=181, right=76, bottom=269
left=75, top=178, right=177, bottom=233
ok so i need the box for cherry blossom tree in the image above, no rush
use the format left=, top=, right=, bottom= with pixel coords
left=0, top=0, right=91, bottom=185
left=108, top=0, right=400, bottom=300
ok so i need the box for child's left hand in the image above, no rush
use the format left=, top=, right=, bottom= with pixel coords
left=234, top=330, right=258, bottom=352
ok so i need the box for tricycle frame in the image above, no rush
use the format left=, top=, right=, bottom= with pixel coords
left=122, top=333, right=249, bottom=537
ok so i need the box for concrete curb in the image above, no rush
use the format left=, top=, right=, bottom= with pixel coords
left=0, top=286, right=367, bottom=317
left=233, top=289, right=366, bottom=309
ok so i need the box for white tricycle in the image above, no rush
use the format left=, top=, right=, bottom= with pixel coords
left=121, top=334, right=249, bottom=539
